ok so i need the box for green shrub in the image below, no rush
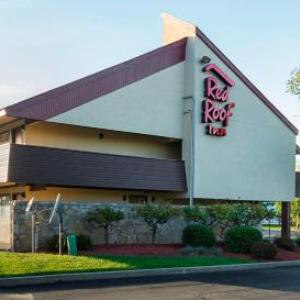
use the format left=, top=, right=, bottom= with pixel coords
left=46, top=234, right=92, bottom=252
left=250, top=241, right=278, bottom=259
left=182, top=224, right=215, bottom=247
left=183, top=206, right=207, bottom=223
left=295, top=235, right=300, bottom=247
left=76, top=234, right=92, bottom=250
left=135, top=204, right=178, bottom=243
left=46, top=234, right=67, bottom=253
left=86, top=207, right=124, bottom=245
left=274, top=237, right=296, bottom=251
left=224, top=226, right=263, bottom=253
left=180, top=245, right=222, bottom=256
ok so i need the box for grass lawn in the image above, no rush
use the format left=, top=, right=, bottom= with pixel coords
left=0, top=252, right=252, bottom=278
left=262, top=224, right=300, bottom=232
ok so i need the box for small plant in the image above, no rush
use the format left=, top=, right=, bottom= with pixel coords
left=86, top=207, right=124, bottom=245
left=250, top=241, right=278, bottom=259
left=76, top=234, right=92, bottom=250
left=180, top=245, right=195, bottom=256
left=197, top=246, right=223, bottom=256
left=135, top=203, right=178, bottom=244
left=46, top=234, right=92, bottom=252
left=224, top=226, right=263, bottom=253
left=47, top=234, right=68, bottom=253
left=274, top=237, right=296, bottom=251
left=180, top=245, right=222, bottom=256
left=295, top=235, right=300, bottom=247
left=182, top=224, right=215, bottom=248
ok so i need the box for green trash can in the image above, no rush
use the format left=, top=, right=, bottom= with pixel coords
left=67, top=234, right=78, bottom=256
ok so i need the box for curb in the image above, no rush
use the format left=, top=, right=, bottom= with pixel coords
left=1, top=260, right=300, bottom=288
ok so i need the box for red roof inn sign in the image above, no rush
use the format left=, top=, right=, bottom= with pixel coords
left=202, top=64, right=236, bottom=137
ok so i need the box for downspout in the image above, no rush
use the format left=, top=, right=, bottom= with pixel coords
left=183, top=96, right=195, bottom=207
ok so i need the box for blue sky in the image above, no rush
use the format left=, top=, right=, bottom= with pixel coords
left=0, top=0, right=299, bottom=128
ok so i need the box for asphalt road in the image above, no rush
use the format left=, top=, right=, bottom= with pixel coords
left=1, top=266, right=300, bottom=300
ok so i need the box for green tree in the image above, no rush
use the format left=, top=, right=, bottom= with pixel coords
left=291, top=198, right=300, bottom=229
left=183, top=206, right=207, bottom=224
left=86, top=207, right=124, bottom=245
left=135, top=204, right=178, bottom=243
left=287, top=67, right=300, bottom=98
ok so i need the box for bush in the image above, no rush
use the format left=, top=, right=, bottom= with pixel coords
left=76, top=234, right=92, bottom=250
left=250, top=241, right=278, bottom=259
left=182, top=224, right=215, bottom=247
left=295, top=235, right=300, bottom=247
left=86, top=207, right=124, bottom=245
left=274, top=237, right=296, bottom=251
left=224, top=226, right=263, bottom=253
left=180, top=245, right=222, bottom=256
left=47, top=234, right=67, bottom=253
left=135, top=204, right=178, bottom=243
left=183, top=206, right=207, bottom=223
left=46, top=234, right=92, bottom=252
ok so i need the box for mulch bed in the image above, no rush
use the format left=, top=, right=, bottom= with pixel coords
left=88, top=244, right=300, bottom=262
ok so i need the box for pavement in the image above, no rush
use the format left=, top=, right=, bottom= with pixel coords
left=1, top=265, right=300, bottom=299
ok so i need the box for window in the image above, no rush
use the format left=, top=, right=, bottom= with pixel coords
left=128, top=195, right=148, bottom=204
left=0, top=195, right=10, bottom=217
left=0, top=132, right=9, bottom=145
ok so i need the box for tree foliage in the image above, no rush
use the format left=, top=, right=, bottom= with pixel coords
left=287, top=67, right=300, bottom=98
left=183, top=203, right=268, bottom=239
left=86, top=207, right=124, bottom=245
left=135, top=203, right=178, bottom=243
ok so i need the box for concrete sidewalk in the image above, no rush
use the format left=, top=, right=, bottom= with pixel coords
left=1, top=260, right=300, bottom=288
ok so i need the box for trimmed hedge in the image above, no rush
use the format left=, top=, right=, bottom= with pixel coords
left=182, top=224, right=215, bottom=247
left=224, top=226, right=263, bottom=253
left=250, top=241, right=278, bottom=259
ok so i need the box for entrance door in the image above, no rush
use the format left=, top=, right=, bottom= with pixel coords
left=0, top=194, right=11, bottom=249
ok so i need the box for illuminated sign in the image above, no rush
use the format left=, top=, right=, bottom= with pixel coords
left=202, top=64, right=235, bottom=137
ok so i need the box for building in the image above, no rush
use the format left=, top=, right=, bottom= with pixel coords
left=0, top=14, right=297, bottom=250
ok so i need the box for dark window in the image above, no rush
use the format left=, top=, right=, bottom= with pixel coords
left=0, top=132, right=9, bottom=145
left=128, top=195, right=148, bottom=204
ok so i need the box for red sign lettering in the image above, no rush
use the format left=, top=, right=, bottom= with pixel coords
left=202, top=64, right=236, bottom=137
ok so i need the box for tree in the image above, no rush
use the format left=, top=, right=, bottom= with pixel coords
left=183, top=206, right=207, bottom=224
left=86, top=207, right=124, bottom=245
left=135, top=203, right=178, bottom=244
left=291, top=199, right=300, bottom=229
left=287, top=67, right=300, bottom=98
left=263, top=202, right=277, bottom=240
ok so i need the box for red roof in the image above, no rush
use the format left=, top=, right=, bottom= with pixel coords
left=4, top=38, right=187, bottom=121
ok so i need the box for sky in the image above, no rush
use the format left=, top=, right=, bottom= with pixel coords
left=0, top=0, right=299, bottom=129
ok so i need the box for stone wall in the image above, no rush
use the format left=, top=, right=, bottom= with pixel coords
left=12, top=202, right=187, bottom=252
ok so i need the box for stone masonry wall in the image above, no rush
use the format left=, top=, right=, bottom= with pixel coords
left=12, top=202, right=187, bottom=252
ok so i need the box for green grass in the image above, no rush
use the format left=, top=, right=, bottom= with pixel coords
left=0, top=252, right=252, bottom=278
left=262, top=224, right=281, bottom=231
left=262, top=224, right=300, bottom=232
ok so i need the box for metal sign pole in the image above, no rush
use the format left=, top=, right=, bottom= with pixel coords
left=31, top=212, right=36, bottom=253
left=58, top=213, right=63, bottom=255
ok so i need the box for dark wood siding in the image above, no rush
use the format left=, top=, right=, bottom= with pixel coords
left=8, top=144, right=187, bottom=192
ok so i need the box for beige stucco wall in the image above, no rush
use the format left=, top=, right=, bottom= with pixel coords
left=25, top=122, right=181, bottom=159
left=49, top=62, right=185, bottom=139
